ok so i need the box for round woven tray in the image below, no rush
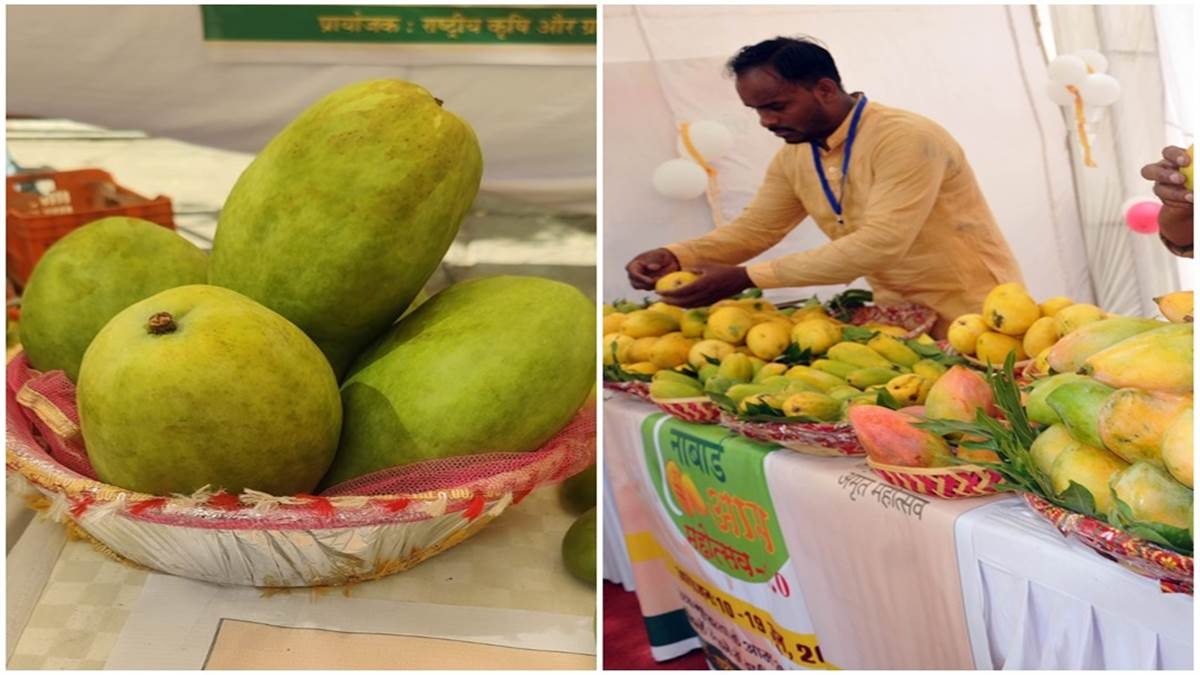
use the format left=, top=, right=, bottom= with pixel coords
left=7, top=352, right=594, bottom=587
left=718, top=411, right=865, bottom=457
left=866, top=459, right=1004, bottom=499
left=602, top=379, right=652, bottom=402
left=1022, top=492, right=1193, bottom=594
left=650, top=396, right=721, bottom=424
left=848, top=303, right=937, bottom=339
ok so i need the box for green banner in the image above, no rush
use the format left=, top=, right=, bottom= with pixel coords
left=642, top=414, right=789, bottom=583
left=200, top=6, right=596, bottom=45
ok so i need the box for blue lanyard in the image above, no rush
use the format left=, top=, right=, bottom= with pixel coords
left=811, top=94, right=867, bottom=225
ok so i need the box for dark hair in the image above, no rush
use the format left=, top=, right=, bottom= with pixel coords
left=727, top=37, right=842, bottom=89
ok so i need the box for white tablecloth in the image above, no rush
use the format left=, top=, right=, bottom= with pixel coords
left=955, top=499, right=1193, bottom=669
left=603, top=392, right=1194, bottom=670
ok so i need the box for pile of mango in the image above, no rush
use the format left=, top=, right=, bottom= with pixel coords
left=1021, top=292, right=1192, bottom=546
left=603, top=286, right=958, bottom=422
left=948, top=282, right=1117, bottom=366
left=16, top=79, right=595, bottom=499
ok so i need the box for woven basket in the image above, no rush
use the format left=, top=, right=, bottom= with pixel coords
left=602, top=379, right=652, bottom=402
left=866, top=459, right=1004, bottom=499
left=848, top=303, right=937, bottom=339
left=718, top=411, right=865, bottom=457
left=7, top=353, right=594, bottom=588
left=650, top=396, right=721, bottom=424
left=1023, top=493, right=1193, bottom=594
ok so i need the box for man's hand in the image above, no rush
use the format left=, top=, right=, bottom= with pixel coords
left=659, top=264, right=755, bottom=308
left=626, top=248, right=681, bottom=290
left=1140, top=145, right=1193, bottom=207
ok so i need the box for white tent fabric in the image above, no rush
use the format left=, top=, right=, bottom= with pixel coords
left=1047, top=4, right=1193, bottom=319
left=5, top=5, right=596, bottom=212
left=604, top=4, right=1127, bottom=308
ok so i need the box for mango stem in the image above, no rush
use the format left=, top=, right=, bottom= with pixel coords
left=147, top=312, right=177, bottom=335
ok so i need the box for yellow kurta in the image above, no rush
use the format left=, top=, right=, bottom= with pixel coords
left=666, top=97, right=1023, bottom=334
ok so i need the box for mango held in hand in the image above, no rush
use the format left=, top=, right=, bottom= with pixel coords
left=325, top=276, right=593, bottom=487
left=77, top=286, right=342, bottom=496
left=210, top=80, right=483, bottom=379
left=982, top=283, right=1039, bottom=336
left=19, top=217, right=208, bottom=382
left=655, top=271, right=699, bottom=293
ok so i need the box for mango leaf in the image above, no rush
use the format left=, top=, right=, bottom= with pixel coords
left=1109, top=497, right=1193, bottom=555
left=1056, top=481, right=1101, bottom=520
left=840, top=325, right=877, bottom=343
left=825, top=288, right=874, bottom=322
left=773, top=343, right=814, bottom=366
left=703, top=354, right=722, bottom=366
left=906, top=340, right=967, bottom=366
left=706, top=391, right=738, bottom=413
left=874, top=387, right=905, bottom=410
left=735, top=288, right=764, bottom=299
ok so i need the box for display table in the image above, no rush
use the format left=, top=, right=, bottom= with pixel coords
left=603, top=393, right=1193, bottom=670
left=7, top=487, right=594, bottom=669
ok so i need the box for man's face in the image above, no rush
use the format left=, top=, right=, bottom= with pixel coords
left=735, top=65, right=835, bottom=144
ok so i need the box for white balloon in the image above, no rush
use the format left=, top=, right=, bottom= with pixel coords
left=1074, top=48, right=1108, bottom=74
left=675, top=120, right=735, bottom=161
left=1080, top=73, right=1121, bottom=106
left=1045, top=81, right=1077, bottom=107
left=652, top=159, right=708, bottom=199
left=1047, top=54, right=1088, bottom=86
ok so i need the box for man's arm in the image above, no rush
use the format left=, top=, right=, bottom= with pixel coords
left=744, top=131, right=945, bottom=288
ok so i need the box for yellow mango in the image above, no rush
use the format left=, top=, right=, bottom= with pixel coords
left=1053, top=303, right=1106, bottom=336
left=948, top=314, right=988, bottom=355
left=628, top=336, right=660, bottom=364
left=974, top=331, right=1026, bottom=365
left=602, top=312, right=627, bottom=336
left=1039, top=296, right=1074, bottom=318
left=791, top=319, right=843, bottom=355
left=687, top=339, right=735, bottom=370
left=1081, top=323, right=1193, bottom=394
left=622, top=310, right=678, bottom=338
left=982, top=283, right=1039, bottom=336
left=1097, top=388, right=1191, bottom=466
left=1021, top=316, right=1059, bottom=361
left=707, top=306, right=754, bottom=344
left=654, top=271, right=699, bottom=293
left=1161, top=405, right=1193, bottom=488
left=745, top=322, right=791, bottom=360
left=603, top=333, right=635, bottom=365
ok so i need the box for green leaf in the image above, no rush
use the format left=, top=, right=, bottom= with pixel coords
left=735, top=288, right=764, bottom=299
left=703, top=354, right=722, bottom=366
left=840, top=325, right=877, bottom=343
left=1108, top=497, right=1194, bottom=555
left=825, top=288, right=874, bottom=322
left=874, top=387, right=905, bottom=410
left=1056, top=481, right=1100, bottom=519
left=707, top=392, right=738, bottom=413
left=773, top=343, right=814, bottom=366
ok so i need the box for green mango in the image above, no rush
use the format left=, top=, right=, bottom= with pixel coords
left=811, top=359, right=858, bottom=379
left=559, top=464, right=596, bottom=513
left=19, top=217, right=208, bottom=381
left=77, top=285, right=341, bottom=496
left=209, top=80, right=483, bottom=379
left=324, top=276, right=592, bottom=487
left=697, top=363, right=720, bottom=384
left=562, top=507, right=596, bottom=584
left=1046, top=378, right=1116, bottom=449
left=1025, top=373, right=1088, bottom=426
left=846, top=367, right=900, bottom=389
left=653, top=369, right=703, bottom=389
left=1110, top=462, right=1193, bottom=529
left=704, top=376, right=737, bottom=396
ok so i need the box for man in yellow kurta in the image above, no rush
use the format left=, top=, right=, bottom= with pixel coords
left=627, top=37, right=1023, bottom=335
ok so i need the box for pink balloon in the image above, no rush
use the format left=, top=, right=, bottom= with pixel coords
left=1124, top=200, right=1161, bottom=234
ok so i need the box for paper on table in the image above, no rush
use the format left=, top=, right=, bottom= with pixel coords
left=106, top=574, right=595, bottom=670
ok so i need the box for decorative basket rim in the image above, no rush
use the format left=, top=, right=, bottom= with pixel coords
left=718, top=410, right=850, bottom=431
left=865, top=457, right=998, bottom=476
left=6, top=352, right=593, bottom=531
left=1021, top=491, right=1194, bottom=562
